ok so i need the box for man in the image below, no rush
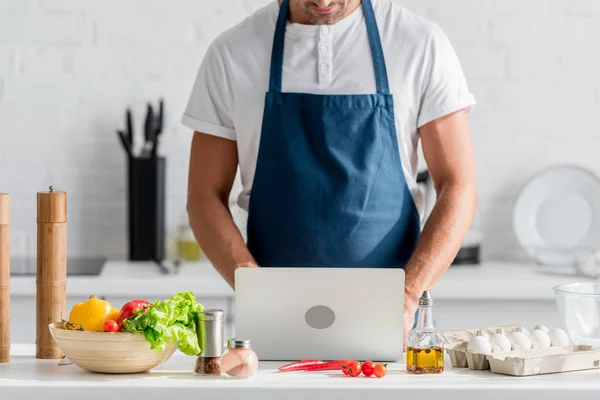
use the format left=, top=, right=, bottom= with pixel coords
left=183, top=0, right=477, bottom=339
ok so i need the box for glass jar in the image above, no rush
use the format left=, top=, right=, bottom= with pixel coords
left=406, top=291, right=445, bottom=374
left=220, top=339, right=259, bottom=378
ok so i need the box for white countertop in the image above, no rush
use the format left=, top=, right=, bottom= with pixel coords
left=2, top=345, right=600, bottom=400
left=9, top=260, right=595, bottom=300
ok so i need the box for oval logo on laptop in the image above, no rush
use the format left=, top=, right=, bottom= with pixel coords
left=305, top=305, right=335, bottom=329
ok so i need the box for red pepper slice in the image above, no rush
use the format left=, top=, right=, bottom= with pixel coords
left=304, top=361, right=346, bottom=371
left=278, top=359, right=322, bottom=372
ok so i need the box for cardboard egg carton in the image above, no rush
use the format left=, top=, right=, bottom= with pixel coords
left=487, top=345, right=600, bottom=376
left=445, top=324, right=521, bottom=369
left=444, top=325, right=600, bottom=376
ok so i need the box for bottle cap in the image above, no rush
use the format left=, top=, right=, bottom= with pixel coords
left=227, top=339, right=251, bottom=349
left=197, top=309, right=224, bottom=321
left=419, top=291, right=433, bottom=306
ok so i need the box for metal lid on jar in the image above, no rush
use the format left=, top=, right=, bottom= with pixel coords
left=197, top=309, right=224, bottom=321
left=197, top=309, right=225, bottom=358
left=419, top=291, right=433, bottom=306
left=228, top=339, right=251, bottom=349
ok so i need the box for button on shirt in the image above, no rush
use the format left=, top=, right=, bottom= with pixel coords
left=182, top=0, right=476, bottom=215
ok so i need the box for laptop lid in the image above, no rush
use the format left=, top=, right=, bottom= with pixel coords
left=235, top=268, right=405, bottom=362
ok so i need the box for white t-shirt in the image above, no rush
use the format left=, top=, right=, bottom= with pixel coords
left=182, top=0, right=475, bottom=215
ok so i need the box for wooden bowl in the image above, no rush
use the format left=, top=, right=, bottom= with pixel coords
left=48, top=322, right=178, bottom=374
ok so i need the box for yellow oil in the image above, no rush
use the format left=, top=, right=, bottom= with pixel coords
left=406, top=346, right=444, bottom=374
left=177, top=240, right=202, bottom=261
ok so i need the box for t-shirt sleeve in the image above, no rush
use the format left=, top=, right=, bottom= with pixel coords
left=182, top=42, right=236, bottom=140
left=417, top=24, right=476, bottom=128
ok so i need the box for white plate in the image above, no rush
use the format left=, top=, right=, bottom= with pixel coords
left=513, top=165, right=600, bottom=265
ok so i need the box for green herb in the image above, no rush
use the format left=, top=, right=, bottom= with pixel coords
left=122, top=291, right=204, bottom=356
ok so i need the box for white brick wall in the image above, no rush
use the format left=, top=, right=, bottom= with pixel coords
left=1, top=0, right=600, bottom=261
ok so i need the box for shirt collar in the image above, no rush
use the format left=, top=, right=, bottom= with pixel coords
left=270, top=0, right=365, bottom=37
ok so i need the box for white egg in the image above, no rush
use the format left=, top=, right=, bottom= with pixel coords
left=508, top=331, right=531, bottom=350
left=489, top=330, right=511, bottom=353
left=469, top=330, right=489, bottom=340
left=533, top=325, right=550, bottom=333
left=529, top=329, right=551, bottom=349
left=467, top=330, right=492, bottom=354
left=548, top=328, right=570, bottom=347
left=517, top=327, right=530, bottom=336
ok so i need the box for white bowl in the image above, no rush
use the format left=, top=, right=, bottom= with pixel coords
left=49, top=322, right=177, bottom=373
left=554, top=283, right=600, bottom=346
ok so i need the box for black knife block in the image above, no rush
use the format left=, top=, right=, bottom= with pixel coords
left=128, top=157, right=166, bottom=262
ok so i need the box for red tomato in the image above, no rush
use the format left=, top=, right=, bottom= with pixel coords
left=103, top=320, right=119, bottom=332
left=374, top=364, right=387, bottom=378
left=347, top=361, right=361, bottom=377
left=342, top=368, right=349, bottom=376
left=361, top=360, right=375, bottom=377
left=341, top=360, right=351, bottom=373
left=117, top=300, right=151, bottom=330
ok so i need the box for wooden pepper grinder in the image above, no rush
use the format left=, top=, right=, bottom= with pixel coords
left=0, top=193, right=10, bottom=363
left=36, top=186, right=67, bottom=359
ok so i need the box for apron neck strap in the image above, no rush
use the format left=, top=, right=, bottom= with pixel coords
left=269, top=0, right=390, bottom=95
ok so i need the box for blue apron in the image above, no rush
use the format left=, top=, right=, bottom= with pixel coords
left=247, top=0, right=420, bottom=268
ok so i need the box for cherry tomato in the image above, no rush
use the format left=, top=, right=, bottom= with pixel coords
left=341, top=360, right=351, bottom=372
left=347, top=360, right=361, bottom=377
left=342, top=368, right=349, bottom=376
left=373, top=363, right=387, bottom=378
left=103, top=320, right=119, bottom=333
left=361, top=360, right=375, bottom=377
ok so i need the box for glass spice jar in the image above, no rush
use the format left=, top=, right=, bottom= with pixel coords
left=195, top=356, right=221, bottom=375
left=194, top=309, right=225, bottom=376
left=220, top=339, right=259, bottom=378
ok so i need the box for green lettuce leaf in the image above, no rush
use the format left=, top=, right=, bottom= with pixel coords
left=122, top=291, right=204, bottom=356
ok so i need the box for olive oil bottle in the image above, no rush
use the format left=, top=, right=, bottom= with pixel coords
left=406, top=291, right=445, bottom=374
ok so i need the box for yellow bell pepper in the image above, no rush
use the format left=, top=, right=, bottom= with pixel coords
left=68, top=295, right=115, bottom=332
left=107, top=307, right=120, bottom=323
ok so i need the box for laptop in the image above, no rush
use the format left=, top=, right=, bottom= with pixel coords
left=234, top=267, right=405, bottom=362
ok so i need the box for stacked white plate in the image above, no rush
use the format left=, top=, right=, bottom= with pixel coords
left=513, top=165, right=600, bottom=266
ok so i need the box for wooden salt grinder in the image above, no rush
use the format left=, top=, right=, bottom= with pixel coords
left=0, top=193, right=10, bottom=363
left=36, top=186, right=67, bottom=359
